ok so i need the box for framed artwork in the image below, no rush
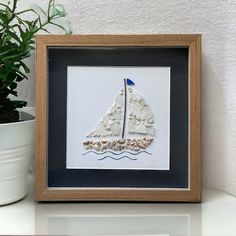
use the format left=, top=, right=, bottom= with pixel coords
left=35, top=35, right=201, bottom=202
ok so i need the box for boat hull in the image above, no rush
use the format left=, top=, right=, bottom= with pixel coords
left=83, top=138, right=153, bottom=152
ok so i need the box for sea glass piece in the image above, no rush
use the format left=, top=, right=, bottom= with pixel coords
left=115, top=94, right=123, bottom=106
left=147, top=127, right=155, bottom=136
left=128, top=89, right=155, bottom=137
left=87, top=88, right=123, bottom=137
left=127, top=79, right=135, bottom=86
left=128, top=119, right=136, bottom=133
left=135, top=124, right=147, bottom=134
left=111, top=123, right=121, bottom=136
left=96, top=123, right=109, bottom=136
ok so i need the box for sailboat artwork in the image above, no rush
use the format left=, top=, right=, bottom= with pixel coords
left=82, top=78, right=155, bottom=159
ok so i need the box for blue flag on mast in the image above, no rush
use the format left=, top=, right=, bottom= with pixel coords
left=126, top=78, right=135, bottom=86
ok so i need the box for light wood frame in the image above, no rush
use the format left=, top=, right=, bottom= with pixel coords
left=35, top=35, right=201, bottom=202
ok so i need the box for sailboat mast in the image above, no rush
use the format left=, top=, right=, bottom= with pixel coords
left=121, top=78, right=127, bottom=139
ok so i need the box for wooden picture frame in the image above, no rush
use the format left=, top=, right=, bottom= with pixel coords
left=35, top=34, right=201, bottom=202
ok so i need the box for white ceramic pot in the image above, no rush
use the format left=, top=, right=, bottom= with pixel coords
left=0, top=109, right=34, bottom=205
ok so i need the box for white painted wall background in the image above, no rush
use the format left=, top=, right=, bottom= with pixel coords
left=16, top=0, right=236, bottom=196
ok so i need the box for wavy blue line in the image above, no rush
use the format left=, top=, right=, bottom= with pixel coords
left=98, top=156, right=137, bottom=161
left=82, top=150, right=152, bottom=156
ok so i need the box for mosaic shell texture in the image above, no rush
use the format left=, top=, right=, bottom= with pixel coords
left=84, top=81, right=155, bottom=152
left=87, top=89, right=123, bottom=137
left=128, top=88, right=155, bottom=136
left=83, top=138, right=154, bottom=152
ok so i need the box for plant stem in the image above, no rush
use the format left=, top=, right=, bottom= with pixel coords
left=12, top=0, right=17, bottom=12
left=15, top=9, right=33, bottom=15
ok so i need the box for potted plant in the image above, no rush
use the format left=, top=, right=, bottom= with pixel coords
left=0, top=0, right=71, bottom=205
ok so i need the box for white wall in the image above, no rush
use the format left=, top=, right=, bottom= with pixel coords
left=17, top=0, right=236, bottom=196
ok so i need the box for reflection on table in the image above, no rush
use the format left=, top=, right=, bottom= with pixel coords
left=35, top=202, right=201, bottom=235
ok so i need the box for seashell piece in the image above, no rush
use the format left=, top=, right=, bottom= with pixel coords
left=93, top=144, right=100, bottom=152
left=113, top=146, right=119, bottom=151
left=107, top=141, right=111, bottom=148
left=137, top=139, right=146, bottom=149
left=83, top=141, right=90, bottom=146
left=118, top=139, right=126, bottom=144
left=127, top=145, right=135, bottom=151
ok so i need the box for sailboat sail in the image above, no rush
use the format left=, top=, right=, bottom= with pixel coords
left=84, top=78, right=155, bottom=152
left=87, top=89, right=124, bottom=137
left=128, top=88, right=155, bottom=136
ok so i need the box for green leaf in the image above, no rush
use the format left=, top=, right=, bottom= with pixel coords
left=48, top=0, right=55, bottom=7
left=9, top=82, right=17, bottom=90
left=50, top=4, right=66, bottom=17
left=12, top=0, right=18, bottom=12
left=11, top=66, right=28, bottom=80
left=6, top=30, right=21, bottom=43
left=0, top=0, right=72, bottom=113
left=0, top=48, right=17, bottom=57
left=12, top=100, right=27, bottom=108
left=2, top=51, right=30, bottom=62
left=50, top=17, right=72, bottom=34
left=6, top=71, right=17, bottom=82
left=19, top=61, right=30, bottom=73
left=40, top=28, right=50, bottom=34
left=15, top=75, right=25, bottom=82
left=31, top=4, right=47, bottom=24
left=49, top=5, right=57, bottom=17
left=0, top=3, right=11, bottom=11
left=9, top=90, right=17, bottom=96
left=32, top=17, right=40, bottom=28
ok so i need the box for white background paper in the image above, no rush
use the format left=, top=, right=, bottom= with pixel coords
left=67, top=66, right=170, bottom=170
